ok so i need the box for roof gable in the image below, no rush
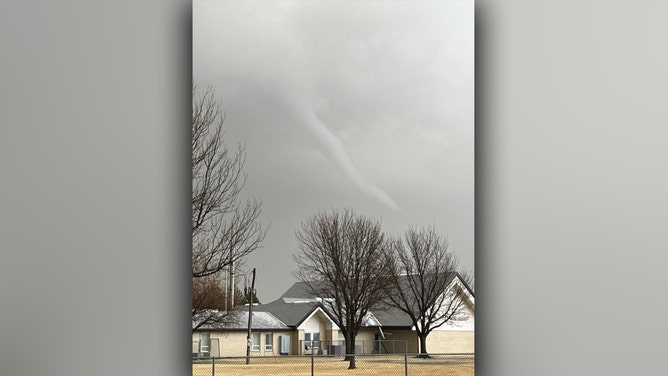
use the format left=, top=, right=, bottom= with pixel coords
left=296, top=306, right=340, bottom=330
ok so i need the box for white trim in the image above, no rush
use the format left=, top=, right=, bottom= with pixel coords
left=297, top=307, right=340, bottom=331
left=364, top=311, right=382, bottom=327
left=251, top=332, right=261, bottom=351
left=264, top=333, right=273, bottom=351
left=448, top=276, right=475, bottom=306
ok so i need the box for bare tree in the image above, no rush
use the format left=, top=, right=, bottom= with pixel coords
left=192, top=85, right=266, bottom=327
left=385, top=227, right=473, bottom=357
left=192, top=275, right=245, bottom=332
left=293, top=209, right=394, bottom=369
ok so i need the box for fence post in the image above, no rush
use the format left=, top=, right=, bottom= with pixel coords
left=211, top=357, right=215, bottom=376
left=311, top=352, right=315, bottom=376
left=404, top=353, right=408, bottom=376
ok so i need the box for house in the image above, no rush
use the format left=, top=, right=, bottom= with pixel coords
left=373, top=272, right=475, bottom=354
left=192, top=273, right=474, bottom=357
left=248, top=281, right=385, bottom=356
left=192, top=286, right=383, bottom=357
left=192, top=310, right=292, bottom=358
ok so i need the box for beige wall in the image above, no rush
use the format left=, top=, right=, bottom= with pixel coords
left=215, top=332, right=246, bottom=356
left=297, top=309, right=342, bottom=355
left=356, top=329, right=375, bottom=354
left=425, top=330, right=474, bottom=353
left=355, top=328, right=379, bottom=354
left=382, top=329, right=419, bottom=353
left=324, top=328, right=415, bottom=354
left=192, top=331, right=246, bottom=357
left=355, top=329, right=375, bottom=342
left=194, top=328, right=473, bottom=356
left=294, top=329, right=304, bottom=355
left=193, top=330, right=294, bottom=357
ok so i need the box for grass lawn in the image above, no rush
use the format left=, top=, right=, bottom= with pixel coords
left=193, top=355, right=474, bottom=376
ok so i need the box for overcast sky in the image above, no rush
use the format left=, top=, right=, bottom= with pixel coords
left=193, top=0, right=474, bottom=302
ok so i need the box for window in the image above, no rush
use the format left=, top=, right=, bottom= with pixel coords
left=252, top=332, right=261, bottom=351
left=304, top=332, right=320, bottom=351
left=200, top=333, right=210, bottom=356
left=265, top=333, right=272, bottom=351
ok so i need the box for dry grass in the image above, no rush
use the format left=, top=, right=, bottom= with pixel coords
left=193, top=355, right=474, bottom=376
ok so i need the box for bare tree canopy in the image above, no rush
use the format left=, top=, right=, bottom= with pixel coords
left=192, top=85, right=267, bottom=328
left=386, top=227, right=473, bottom=357
left=192, top=276, right=244, bottom=331
left=293, top=208, right=394, bottom=369
left=192, top=85, right=266, bottom=278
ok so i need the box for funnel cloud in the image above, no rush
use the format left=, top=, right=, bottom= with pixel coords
left=194, top=0, right=473, bottom=301
left=285, top=96, right=399, bottom=211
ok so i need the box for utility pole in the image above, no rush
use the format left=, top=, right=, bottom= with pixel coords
left=245, top=268, right=256, bottom=365
left=228, top=260, right=235, bottom=308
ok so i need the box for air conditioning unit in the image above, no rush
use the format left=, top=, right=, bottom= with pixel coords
left=279, top=335, right=290, bottom=355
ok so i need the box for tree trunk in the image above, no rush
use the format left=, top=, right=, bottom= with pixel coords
left=342, top=332, right=350, bottom=361
left=347, top=335, right=356, bottom=369
left=418, top=333, right=429, bottom=358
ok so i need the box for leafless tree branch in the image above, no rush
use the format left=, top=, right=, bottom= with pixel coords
left=385, top=226, right=473, bottom=357
left=292, top=209, right=394, bottom=369
left=192, top=84, right=267, bottom=327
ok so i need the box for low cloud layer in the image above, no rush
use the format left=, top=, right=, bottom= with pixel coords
left=194, top=0, right=474, bottom=300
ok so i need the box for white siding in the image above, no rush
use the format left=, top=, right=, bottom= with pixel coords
left=300, top=314, right=321, bottom=333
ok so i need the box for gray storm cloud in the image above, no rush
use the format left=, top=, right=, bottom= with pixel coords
left=194, top=0, right=474, bottom=302
left=195, top=2, right=456, bottom=213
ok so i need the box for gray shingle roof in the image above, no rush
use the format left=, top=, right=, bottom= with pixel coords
left=279, top=281, right=319, bottom=299
left=251, top=298, right=321, bottom=327
left=196, top=273, right=473, bottom=331
left=373, top=272, right=474, bottom=327
left=369, top=306, right=414, bottom=327
left=244, top=280, right=325, bottom=327
left=255, top=280, right=393, bottom=328
left=193, top=310, right=290, bottom=331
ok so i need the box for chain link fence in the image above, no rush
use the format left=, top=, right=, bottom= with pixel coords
left=298, top=339, right=408, bottom=355
left=192, top=353, right=474, bottom=376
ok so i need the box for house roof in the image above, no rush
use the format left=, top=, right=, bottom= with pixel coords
left=199, top=273, right=474, bottom=332
left=247, top=281, right=329, bottom=327
left=256, top=280, right=403, bottom=328
left=279, top=273, right=473, bottom=302
left=374, top=272, right=475, bottom=327
left=370, top=306, right=414, bottom=327
left=251, top=299, right=321, bottom=327
left=193, top=310, right=290, bottom=331
left=279, top=281, right=321, bottom=300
